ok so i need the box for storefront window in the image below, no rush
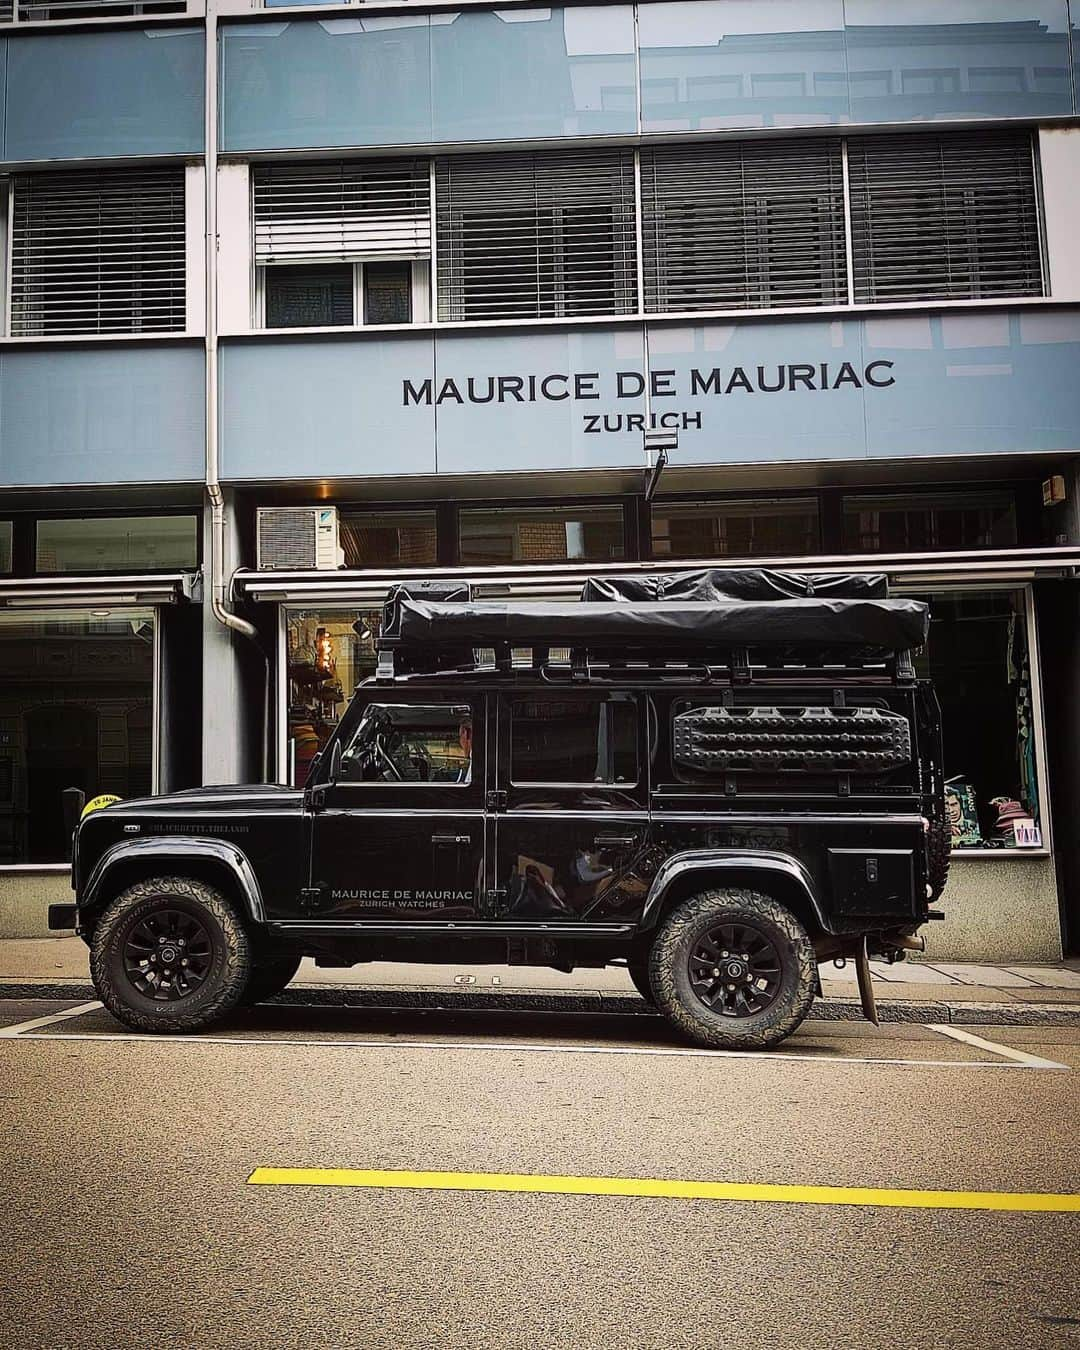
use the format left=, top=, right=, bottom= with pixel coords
left=651, top=498, right=820, bottom=559
left=459, top=506, right=625, bottom=565
left=0, top=609, right=155, bottom=864
left=914, top=589, right=1041, bottom=851
left=285, top=607, right=381, bottom=786
left=36, top=516, right=199, bottom=573
left=339, top=511, right=437, bottom=569
left=843, top=492, right=1016, bottom=554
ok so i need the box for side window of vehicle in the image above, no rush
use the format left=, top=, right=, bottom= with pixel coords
left=510, top=695, right=637, bottom=785
left=340, top=703, right=473, bottom=785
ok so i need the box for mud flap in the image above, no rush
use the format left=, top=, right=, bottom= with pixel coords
left=855, top=936, right=879, bottom=1026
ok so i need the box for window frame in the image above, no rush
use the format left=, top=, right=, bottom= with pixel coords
left=314, top=690, right=485, bottom=808
left=337, top=700, right=475, bottom=789
left=7, top=166, right=187, bottom=338
left=903, top=582, right=1052, bottom=858
left=33, top=513, right=201, bottom=577
left=254, top=258, right=430, bottom=331
left=507, top=692, right=640, bottom=790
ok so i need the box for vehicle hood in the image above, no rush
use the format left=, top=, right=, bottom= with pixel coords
left=99, top=783, right=303, bottom=814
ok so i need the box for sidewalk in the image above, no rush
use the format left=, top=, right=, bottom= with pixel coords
left=4, top=935, right=1080, bottom=1026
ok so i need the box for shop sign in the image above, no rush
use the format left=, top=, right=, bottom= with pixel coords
left=402, top=361, right=896, bottom=436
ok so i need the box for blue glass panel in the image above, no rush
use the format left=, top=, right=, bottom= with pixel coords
left=638, top=0, right=847, bottom=132
left=218, top=311, right=1080, bottom=483
left=5, top=29, right=203, bottom=161
left=431, top=6, right=636, bottom=142
left=862, top=309, right=1080, bottom=456
left=845, top=0, right=1072, bottom=123
left=0, top=346, right=204, bottom=488
left=645, top=322, right=866, bottom=464
left=433, top=327, right=646, bottom=474
left=220, top=18, right=432, bottom=152
left=219, top=336, right=436, bottom=481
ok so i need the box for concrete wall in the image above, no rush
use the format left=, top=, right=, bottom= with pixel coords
left=0, top=870, right=71, bottom=939
left=920, top=856, right=1063, bottom=964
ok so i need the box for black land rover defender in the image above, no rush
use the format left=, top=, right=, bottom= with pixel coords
left=52, top=569, right=947, bottom=1050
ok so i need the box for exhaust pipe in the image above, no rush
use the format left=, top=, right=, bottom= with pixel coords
left=894, top=934, right=926, bottom=953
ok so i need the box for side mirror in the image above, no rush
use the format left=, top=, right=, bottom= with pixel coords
left=308, top=740, right=343, bottom=810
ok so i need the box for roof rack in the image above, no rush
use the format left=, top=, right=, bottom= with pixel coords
left=372, top=574, right=927, bottom=687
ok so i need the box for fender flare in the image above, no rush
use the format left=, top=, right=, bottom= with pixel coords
left=81, top=838, right=266, bottom=925
left=639, top=850, right=829, bottom=934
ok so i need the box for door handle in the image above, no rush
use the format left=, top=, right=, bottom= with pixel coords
left=432, top=834, right=471, bottom=846
left=593, top=834, right=638, bottom=848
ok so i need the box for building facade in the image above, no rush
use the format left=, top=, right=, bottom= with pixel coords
left=2, top=0, right=1080, bottom=960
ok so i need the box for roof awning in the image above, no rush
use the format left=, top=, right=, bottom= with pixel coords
left=233, top=546, right=1080, bottom=606
left=0, top=572, right=200, bottom=610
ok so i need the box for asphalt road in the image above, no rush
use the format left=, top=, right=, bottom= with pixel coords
left=1, top=998, right=1079, bottom=1350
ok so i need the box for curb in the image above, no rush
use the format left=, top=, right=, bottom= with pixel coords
left=2, top=980, right=1079, bottom=1027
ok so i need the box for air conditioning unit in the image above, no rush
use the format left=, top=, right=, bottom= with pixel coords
left=256, top=507, right=344, bottom=571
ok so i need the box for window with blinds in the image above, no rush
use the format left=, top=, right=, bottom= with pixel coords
left=640, top=139, right=847, bottom=312
left=436, top=150, right=638, bottom=321
left=10, top=168, right=186, bottom=337
left=252, top=160, right=431, bottom=266
left=847, top=131, right=1043, bottom=303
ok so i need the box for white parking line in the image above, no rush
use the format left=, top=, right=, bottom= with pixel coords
left=0, top=1025, right=1067, bottom=1069
left=0, top=1001, right=103, bottom=1037
left=926, top=1023, right=1068, bottom=1070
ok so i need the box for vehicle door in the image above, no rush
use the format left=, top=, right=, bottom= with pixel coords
left=307, top=692, right=486, bottom=921
left=490, top=691, right=651, bottom=924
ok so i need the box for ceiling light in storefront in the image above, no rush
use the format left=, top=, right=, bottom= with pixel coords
left=91, top=609, right=111, bottom=617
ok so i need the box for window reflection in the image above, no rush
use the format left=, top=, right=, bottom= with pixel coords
left=459, top=506, right=625, bottom=565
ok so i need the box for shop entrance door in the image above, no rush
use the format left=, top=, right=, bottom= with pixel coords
left=306, top=694, right=487, bottom=922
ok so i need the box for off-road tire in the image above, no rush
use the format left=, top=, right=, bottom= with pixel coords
left=627, top=955, right=655, bottom=1005
left=90, top=876, right=251, bottom=1034
left=242, top=954, right=303, bottom=1006
left=927, top=817, right=951, bottom=903
left=650, top=888, right=816, bottom=1050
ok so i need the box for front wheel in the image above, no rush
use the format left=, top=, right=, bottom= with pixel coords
left=90, top=876, right=251, bottom=1034
left=650, top=888, right=816, bottom=1050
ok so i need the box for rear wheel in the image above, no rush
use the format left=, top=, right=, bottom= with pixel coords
left=243, top=954, right=303, bottom=1006
left=650, top=888, right=816, bottom=1050
left=90, top=876, right=251, bottom=1034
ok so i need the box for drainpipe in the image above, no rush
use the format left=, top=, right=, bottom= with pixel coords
left=204, top=3, right=269, bottom=779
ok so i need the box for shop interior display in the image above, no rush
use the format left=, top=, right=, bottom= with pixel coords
left=287, top=610, right=379, bottom=786
left=935, top=595, right=1040, bottom=850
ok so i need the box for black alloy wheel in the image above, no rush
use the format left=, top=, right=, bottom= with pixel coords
left=687, top=921, right=782, bottom=1019
left=90, top=876, right=251, bottom=1034
left=122, top=908, right=214, bottom=1002
left=650, top=888, right=817, bottom=1051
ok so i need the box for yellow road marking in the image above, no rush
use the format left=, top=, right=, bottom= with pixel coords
left=247, top=1168, right=1080, bottom=1213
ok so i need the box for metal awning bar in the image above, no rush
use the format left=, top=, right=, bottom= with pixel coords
left=233, top=547, right=1080, bottom=606
left=0, top=572, right=199, bottom=609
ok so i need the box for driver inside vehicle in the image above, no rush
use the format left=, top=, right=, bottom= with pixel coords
left=456, top=715, right=473, bottom=783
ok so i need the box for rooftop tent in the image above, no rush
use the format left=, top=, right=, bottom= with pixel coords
left=579, top=569, right=890, bottom=603
left=378, top=596, right=929, bottom=653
